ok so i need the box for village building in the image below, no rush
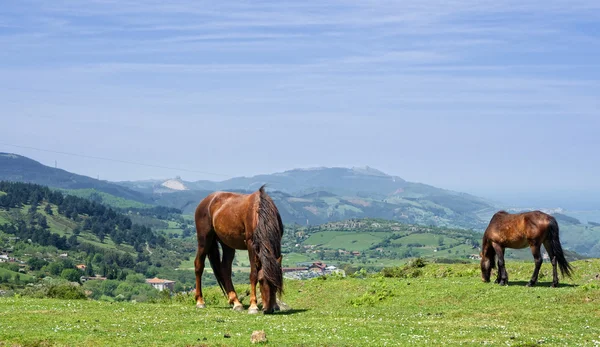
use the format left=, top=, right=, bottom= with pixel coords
left=146, top=277, right=176, bottom=292
left=80, top=275, right=107, bottom=282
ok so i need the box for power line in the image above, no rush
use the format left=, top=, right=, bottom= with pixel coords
left=0, top=142, right=231, bottom=178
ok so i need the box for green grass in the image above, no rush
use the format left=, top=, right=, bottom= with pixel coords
left=158, top=220, right=185, bottom=236
left=0, top=267, right=34, bottom=282
left=392, top=233, right=457, bottom=246
left=281, top=253, right=312, bottom=267
left=42, top=206, right=78, bottom=236
left=1, top=259, right=599, bottom=346
left=304, top=231, right=388, bottom=251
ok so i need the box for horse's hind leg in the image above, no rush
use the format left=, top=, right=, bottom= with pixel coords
left=543, top=240, right=559, bottom=287
left=527, top=243, right=543, bottom=287
left=195, top=214, right=213, bottom=308
left=220, top=244, right=243, bottom=311
left=492, top=243, right=508, bottom=285
left=194, top=247, right=208, bottom=308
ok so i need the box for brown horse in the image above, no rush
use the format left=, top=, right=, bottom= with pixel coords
left=480, top=210, right=573, bottom=287
left=194, top=185, right=284, bottom=314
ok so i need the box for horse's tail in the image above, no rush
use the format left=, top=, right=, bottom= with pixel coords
left=253, top=185, right=284, bottom=296
left=547, top=217, right=573, bottom=278
left=207, top=237, right=226, bottom=295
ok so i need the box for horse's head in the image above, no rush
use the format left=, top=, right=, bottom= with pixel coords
left=258, top=268, right=278, bottom=314
left=480, top=247, right=495, bottom=282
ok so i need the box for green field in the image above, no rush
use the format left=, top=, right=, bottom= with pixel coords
left=0, top=267, right=34, bottom=282
left=393, top=233, right=458, bottom=246
left=1, top=259, right=599, bottom=346
left=304, top=231, right=388, bottom=251
left=157, top=220, right=185, bottom=236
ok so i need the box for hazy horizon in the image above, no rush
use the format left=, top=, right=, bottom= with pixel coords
left=3, top=150, right=599, bottom=211
left=1, top=1, right=599, bottom=209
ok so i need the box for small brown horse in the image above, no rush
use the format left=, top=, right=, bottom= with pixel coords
left=480, top=210, right=572, bottom=287
left=194, top=185, right=284, bottom=314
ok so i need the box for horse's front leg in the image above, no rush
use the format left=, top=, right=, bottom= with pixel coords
left=221, top=244, right=243, bottom=311
left=492, top=242, right=508, bottom=285
left=272, top=255, right=283, bottom=312
left=527, top=244, right=543, bottom=287
left=247, top=241, right=260, bottom=314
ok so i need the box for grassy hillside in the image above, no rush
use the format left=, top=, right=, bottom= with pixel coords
left=0, top=181, right=200, bottom=295
left=59, top=189, right=153, bottom=209
left=1, top=259, right=599, bottom=346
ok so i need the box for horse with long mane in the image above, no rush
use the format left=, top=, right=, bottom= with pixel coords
left=194, top=185, right=284, bottom=314
left=480, top=210, right=572, bottom=287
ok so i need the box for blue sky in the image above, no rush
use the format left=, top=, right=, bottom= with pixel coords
left=1, top=1, right=599, bottom=208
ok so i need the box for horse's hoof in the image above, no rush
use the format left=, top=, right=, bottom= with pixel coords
left=526, top=281, right=535, bottom=287
left=232, top=304, right=244, bottom=312
left=196, top=303, right=206, bottom=309
left=248, top=307, right=259, bottom=315
left=263, top=308, right=275, bottom=315
left=552, top=283, right=558, bottom=288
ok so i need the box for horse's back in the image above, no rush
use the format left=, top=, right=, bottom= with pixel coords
left=197, top=191, right=258, bottom=250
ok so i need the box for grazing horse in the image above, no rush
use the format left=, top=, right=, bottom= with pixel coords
left=480, top=210, right=572, bottom=287
left=194, top=185, right=284, bottom=314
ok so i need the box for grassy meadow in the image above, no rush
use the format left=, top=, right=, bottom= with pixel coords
left=1, top=259, right=600, bottom=346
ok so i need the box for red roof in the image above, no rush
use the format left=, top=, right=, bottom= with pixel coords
left=310, top=262, right=327, bottom=270
left=146, top=277, right=175, bottom=284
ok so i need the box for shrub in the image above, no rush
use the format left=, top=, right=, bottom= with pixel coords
left=381, top=258, right=427, bottom=278
left=47, top=284, right=86, bottom=300
left=348, top=280, right=395, bottom=307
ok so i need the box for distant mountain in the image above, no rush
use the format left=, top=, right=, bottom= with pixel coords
left=0, top=153, right=152, bottom=204
left=119, top=166, right=498, bottom=229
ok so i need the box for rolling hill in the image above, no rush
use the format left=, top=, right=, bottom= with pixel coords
left=118, top=166, right=498, bottom=229
left=3, top=153, right=600, bottom=257
left=0, top=153, right=152, bottom=204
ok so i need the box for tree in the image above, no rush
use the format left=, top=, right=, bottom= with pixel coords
left=61, top=269, right=82, bottom=283
left=44, top=204, right=53, bottom=215
left=27, top=257, right=49, bottom=271
left=72, top=226, right=82, bottom=236
left=85, top=261, right=94, bottom=277
left=45, top=262, right=64, bottom=276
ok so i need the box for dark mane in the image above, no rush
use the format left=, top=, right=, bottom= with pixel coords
left=254, top=184, right=284, bottom=296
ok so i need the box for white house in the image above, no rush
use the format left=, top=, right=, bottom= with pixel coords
left=146, top=277, right=176, bottom=291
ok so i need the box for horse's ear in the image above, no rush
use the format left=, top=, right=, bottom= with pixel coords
left=479, top=251, right=483, bottom=257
